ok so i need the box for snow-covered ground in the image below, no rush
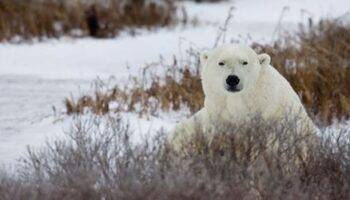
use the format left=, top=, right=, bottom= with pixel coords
left=0, top=0, right=349, bottom=165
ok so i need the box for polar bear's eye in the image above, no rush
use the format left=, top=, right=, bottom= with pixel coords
left=218, top=62, right=225, bottom=66
left=242, top=61, right=248, bottom=65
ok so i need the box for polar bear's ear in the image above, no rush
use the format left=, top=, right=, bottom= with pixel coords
left=200, top=50, right=210, bottom=65
left=258, top=53, right=271, bottom=67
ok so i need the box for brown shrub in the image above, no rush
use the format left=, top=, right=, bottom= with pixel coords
left=65, top=53, right=204, bottom=116
left=0, top=0, right=176, bottom=42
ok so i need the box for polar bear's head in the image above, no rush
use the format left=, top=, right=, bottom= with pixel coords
left=200, top=44, right=270, bottom=97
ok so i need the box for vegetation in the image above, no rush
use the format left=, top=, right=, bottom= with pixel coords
left=0, top=0, right=176, bottom=42
left=0, top=115, right=349, bottom=200
left=1, top=3, right=349, bottom=199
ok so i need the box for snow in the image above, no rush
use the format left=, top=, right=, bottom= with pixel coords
left=1, top=0, right=349, bottom=80
left=0, top=0, right=349, bottom=165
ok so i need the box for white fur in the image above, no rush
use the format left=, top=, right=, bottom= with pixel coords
left=169, top=44, right=316, bottom=149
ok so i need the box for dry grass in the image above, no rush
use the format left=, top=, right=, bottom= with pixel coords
left=65, top=19, right=350, bottom=124
left=0, top=115, right=350, bottom=199
left=65, top=52, right=204, bottom=116
left=0, top=0, right=176, bottom=42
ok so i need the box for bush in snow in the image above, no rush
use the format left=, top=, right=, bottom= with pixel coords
left=1, top=114, right=350, bottom=199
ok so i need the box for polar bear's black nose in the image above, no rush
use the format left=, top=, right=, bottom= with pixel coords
left=226, top=75, right=240, bottom=87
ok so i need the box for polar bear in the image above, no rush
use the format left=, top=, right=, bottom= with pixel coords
left=168, top=43, right=317, bottom=152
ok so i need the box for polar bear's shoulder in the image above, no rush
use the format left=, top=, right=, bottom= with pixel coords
left=261, top=65, right=298, bottom=98
left=262, top=65, right=288, bottom=85
left=260, top=65, right=309, bottom=118
left=168, top=109, right=207, bottom=148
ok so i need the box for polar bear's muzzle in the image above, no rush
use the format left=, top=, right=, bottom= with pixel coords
left=225, top=75, right=242, bottom=92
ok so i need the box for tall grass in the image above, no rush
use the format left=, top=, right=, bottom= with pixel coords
left=0, top=0, right=176, bottom=42
left=65, top=55, right=203, bottom=116
left=65, top=19, right=350, bottom=124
